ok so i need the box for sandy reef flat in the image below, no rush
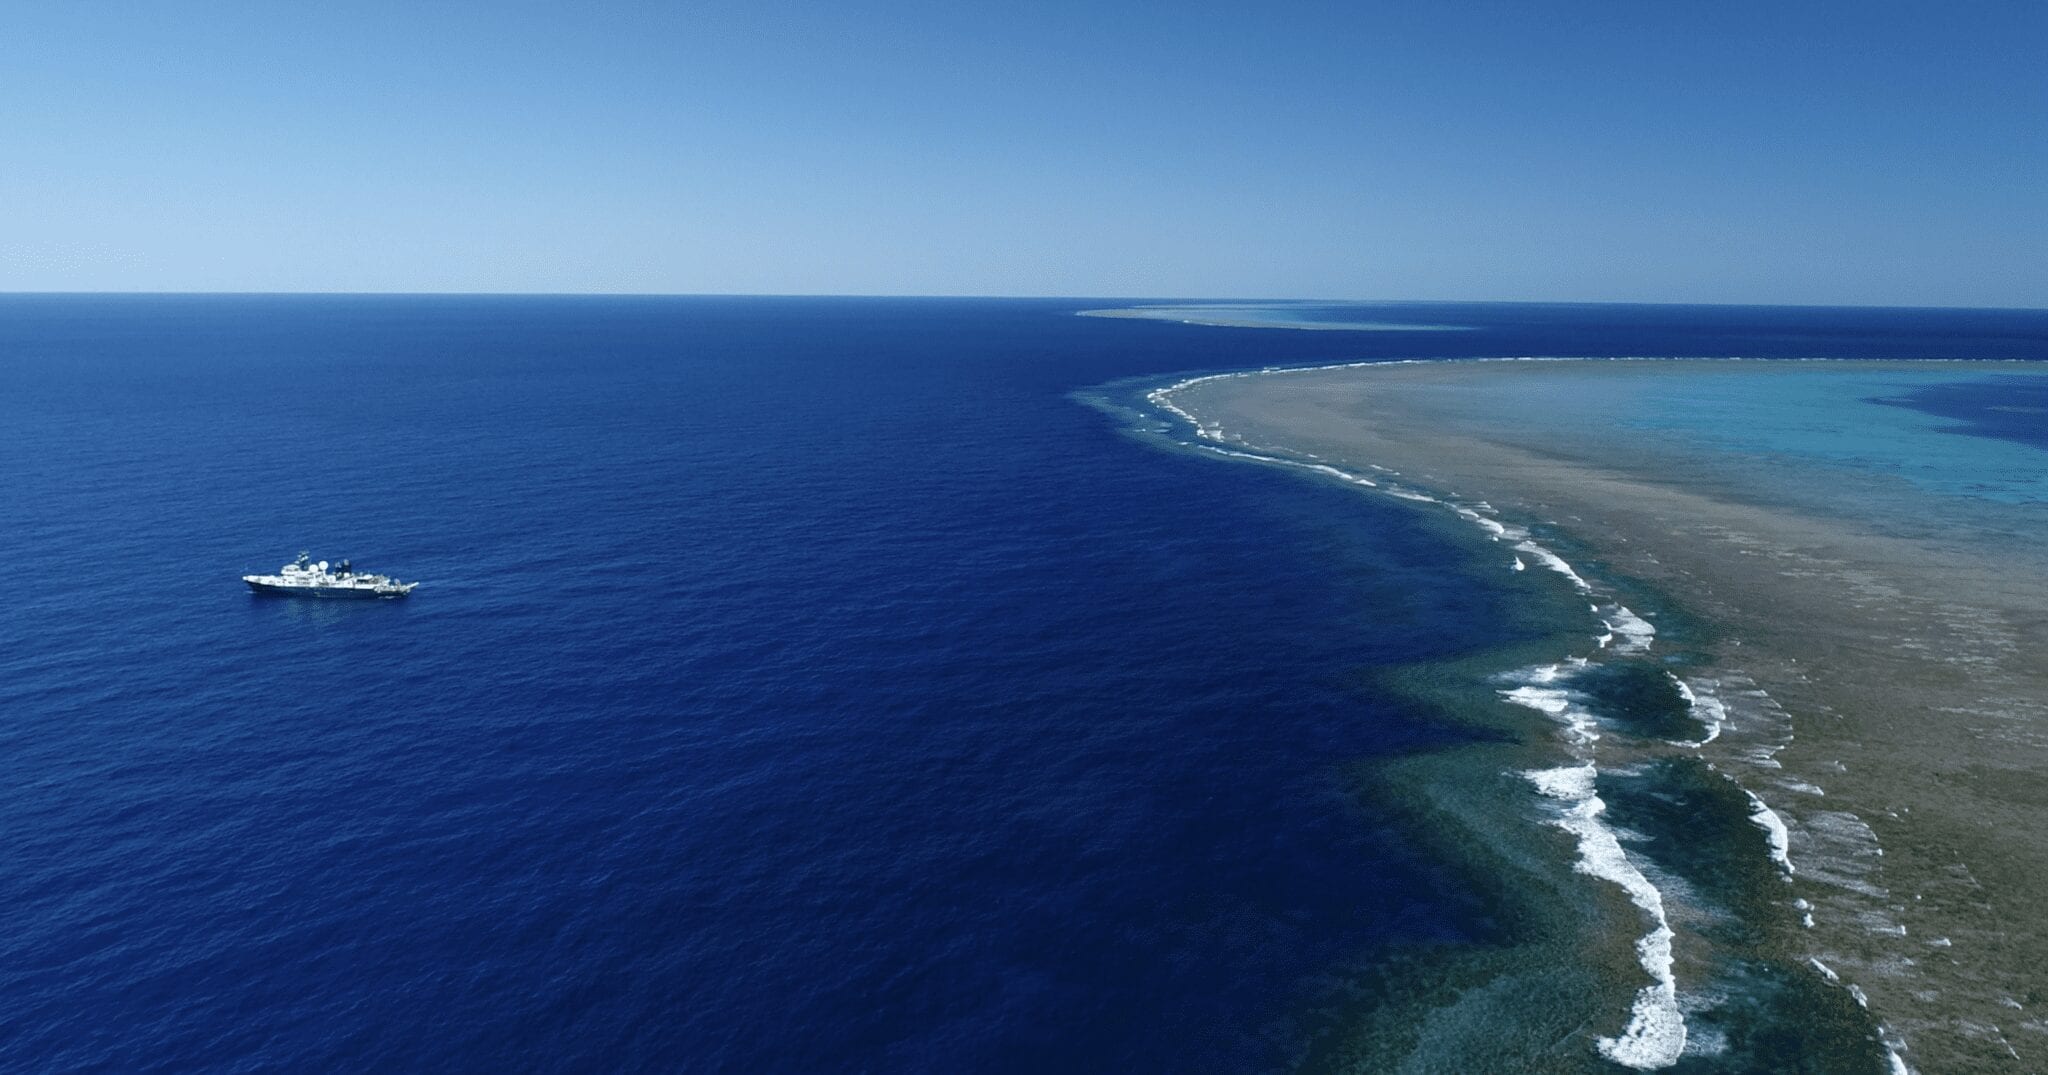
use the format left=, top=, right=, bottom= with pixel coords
left=1166, top=359, right=2048, bottom=1072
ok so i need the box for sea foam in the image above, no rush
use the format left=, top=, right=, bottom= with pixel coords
left=1603, top=605, right=1657, bottom=655
left=1527, top=763, right=1687, bottom=1069
left=1500, top=663, right=1602, bottom=747
left=1514, top=540, right=1592, bottom=592
left=1743, top=790, right=1795, bottom=878
left=1669, top=676, right=1725, bottom=747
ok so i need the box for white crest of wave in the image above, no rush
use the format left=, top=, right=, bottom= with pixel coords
left=1669, top=676, right=1725, bottom=748
left=1603, top=605, right=1657, bottom=655
left=1513, top=539, right=1592, bottom=592
left=1502, top=686, right=1572, bottom=716
left=1501, top=667, right=1600, bottom=746
left=1526, top=763, right=1687, bottom=1068
left=1744, top=790, right=1795, bottom=877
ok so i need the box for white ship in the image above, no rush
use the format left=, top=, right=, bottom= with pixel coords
left=244, top=552, right=418, bottom=598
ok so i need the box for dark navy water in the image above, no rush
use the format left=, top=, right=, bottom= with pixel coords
left=1873, top=373, right=2048, bottom=452
left=4, top=296, right=2046, bottom=1072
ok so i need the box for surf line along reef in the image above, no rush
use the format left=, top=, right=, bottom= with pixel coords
left=1144, top=357, right=2048, bottom=1073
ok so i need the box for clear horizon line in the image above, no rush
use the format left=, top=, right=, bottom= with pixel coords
left=0, top=289, right=2042, bottom=314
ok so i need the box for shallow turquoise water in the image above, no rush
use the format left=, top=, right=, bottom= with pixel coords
left=1435, top=362, right=2048, bottom=560
left=1613, top=364, right=2048, bottom=504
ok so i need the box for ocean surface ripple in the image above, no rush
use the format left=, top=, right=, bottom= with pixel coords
left=6, top=296, right=2046, bottom=1072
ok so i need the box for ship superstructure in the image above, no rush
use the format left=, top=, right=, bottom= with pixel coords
left=243, top=552, right=418, bottom=598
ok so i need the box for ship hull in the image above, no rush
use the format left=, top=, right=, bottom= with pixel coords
left=245, top=580, right=410, bottom=599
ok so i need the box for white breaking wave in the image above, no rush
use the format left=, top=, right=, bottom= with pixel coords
left=1503, top=686, right=1573, bottom=716
left=1514, top=539, right=1592, bottom=592
left=1527, top=763, right=1688, bottom=1069
left=1669, top=676, right=1725, bottom=747
left=1451, top=504, right=1519, bottom=542
left=1743, top=790, right=1796, bottom=878
left=1300, top=461, right=1378, bottom=488
left=1603, top=605, right=1657, bottom=655
left=1147, top=381, right=1630, bottom=668
left=1500, top=663, right=1601, bottom=747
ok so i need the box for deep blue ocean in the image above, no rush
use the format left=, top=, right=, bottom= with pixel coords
left=4, top=296, right=2046, bottom=1073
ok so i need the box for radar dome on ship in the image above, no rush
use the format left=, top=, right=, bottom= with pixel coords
left=241, top=553, right=418, bottom=599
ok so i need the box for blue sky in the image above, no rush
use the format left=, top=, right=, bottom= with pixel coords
left=3, top=1, right=2043, bottom=304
